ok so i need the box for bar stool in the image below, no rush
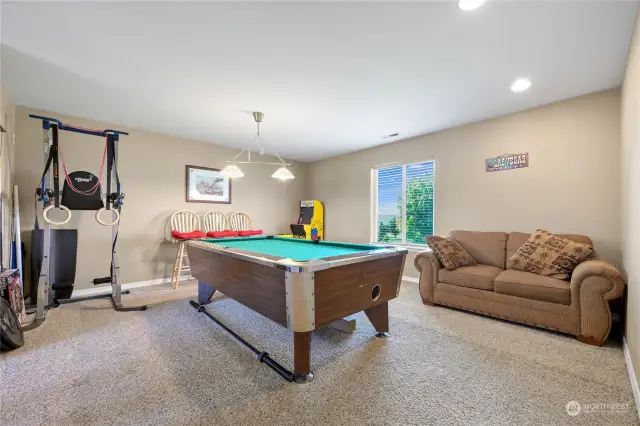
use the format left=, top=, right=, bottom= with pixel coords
left=202, top=212, right=229, bottom=234
left=228, top=212, right=252, bottom=231
left=169, top=210, right=205, bottom=289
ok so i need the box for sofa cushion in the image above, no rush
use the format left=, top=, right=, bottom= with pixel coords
left=438, top=265, right=503, bottom=291
left=506, top=232, right=593, bottom=264
left=425, top=236, right=477, bottom=270
left=494, top=269, right=571, bottom=305
left=508, top=230, right=594, bottom=280
left=449, top=231, right=508, bottom=269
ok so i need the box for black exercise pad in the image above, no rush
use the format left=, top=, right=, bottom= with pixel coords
left=30, top=229, right=78, bottom=304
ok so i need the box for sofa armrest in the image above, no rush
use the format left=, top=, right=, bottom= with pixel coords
left=414, top=250, right=440, bottom=304
left=570, top=260, right=625, bottom=345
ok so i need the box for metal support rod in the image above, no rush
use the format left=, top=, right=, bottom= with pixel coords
left=109, top=136, right=121, bottom=307
left=229, top=160, right=292, bottom=166
left=52, top=290, right=131, bottom=306
left=108, top=138, right=146, bottom=313
left=227, top=112, right=290, bottom=167
left=29, top=114, right=128, bottom=138
left=37, top=125, right=54, bottom=321
left=189, top=300, right=294, bottom=382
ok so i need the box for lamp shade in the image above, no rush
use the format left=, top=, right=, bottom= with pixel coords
left=220, top=163, right=245, bottom=178
left=271, top=166, right=295, bottom=180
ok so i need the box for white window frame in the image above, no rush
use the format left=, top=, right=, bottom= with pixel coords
left=370, top=159, right=435, bottom=250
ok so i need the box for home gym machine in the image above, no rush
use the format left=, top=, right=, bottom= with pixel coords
left=24, top=115, right=146, bottom=330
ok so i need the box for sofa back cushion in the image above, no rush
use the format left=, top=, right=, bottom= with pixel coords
left=506, top=232, right=593, bottom=268
left=448, top=231, right=509, bottom=269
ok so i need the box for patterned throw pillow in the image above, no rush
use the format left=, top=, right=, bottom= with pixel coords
left=509, top=229, right=594, bottom=280
left=425, top=236, right=477, bottom=270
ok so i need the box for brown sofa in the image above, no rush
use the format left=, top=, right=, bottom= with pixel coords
left=414, top=231, right=625, bottom=346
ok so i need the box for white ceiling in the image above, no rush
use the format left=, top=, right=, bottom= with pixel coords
left=2, top=1, right=638, bottom=162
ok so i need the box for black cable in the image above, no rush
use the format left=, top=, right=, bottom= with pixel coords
left=51, top=124, right=60, bottom=208
left=110, top=214, right=119, bottom=280
left=33, top=196, right=40, bottom=231
left=112, top=138, right=121, bottom=197
left=105, top=134, right=113, bottom=210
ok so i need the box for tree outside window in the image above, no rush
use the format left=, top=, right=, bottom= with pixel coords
left=375, top=161, right=434, bottom=244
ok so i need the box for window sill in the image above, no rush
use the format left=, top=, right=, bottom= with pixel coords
left=370, top=242, right=431, bottom=253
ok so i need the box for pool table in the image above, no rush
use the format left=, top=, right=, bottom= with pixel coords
left=187, top=236, right=407, bottom=383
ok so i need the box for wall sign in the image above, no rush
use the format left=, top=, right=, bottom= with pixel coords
left=485, top=153, right=529, bottom=172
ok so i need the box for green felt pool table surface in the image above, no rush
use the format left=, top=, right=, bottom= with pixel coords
left=202, top=236, right=376, bottom=262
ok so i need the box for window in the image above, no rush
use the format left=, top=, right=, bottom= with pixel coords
left=373, top=160, right=434, bottom=245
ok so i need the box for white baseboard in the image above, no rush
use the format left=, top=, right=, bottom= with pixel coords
left=623, top=337, right=640, bottom=419
left=402, top=276, right=419, bottom=283
left=70, top=275, right=195, bottom=299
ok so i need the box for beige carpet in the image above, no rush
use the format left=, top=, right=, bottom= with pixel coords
left=1, top=280, right=637, bottom=425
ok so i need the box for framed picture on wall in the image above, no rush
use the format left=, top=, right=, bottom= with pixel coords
left=185, top=165, right=231, bottom=204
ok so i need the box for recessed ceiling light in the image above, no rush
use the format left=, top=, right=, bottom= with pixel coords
left=510, top=78, right=532, bottom=93
left=458, top=0, right=486, bottom=11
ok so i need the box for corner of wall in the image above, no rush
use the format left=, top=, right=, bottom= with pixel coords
left=0, top=84, right=16, bottom=269
left=621, top=3, right=640, bottom=417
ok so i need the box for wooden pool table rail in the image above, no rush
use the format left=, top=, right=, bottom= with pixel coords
left=189, top=246, right=288, bottom=327
left=188, top=239, right=404, bottom=272
left=313, top=254, right=405, bottom=328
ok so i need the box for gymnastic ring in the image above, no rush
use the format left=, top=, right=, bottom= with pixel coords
left=42, top=205, right=72, bottom=225
left=95, top=207, right=120, bottom=226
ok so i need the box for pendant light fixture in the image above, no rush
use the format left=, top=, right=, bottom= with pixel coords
left=220, top=112, right=295, bottom=180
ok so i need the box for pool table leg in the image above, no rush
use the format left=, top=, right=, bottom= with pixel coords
left=365, top=301, right=390, bottom=338
left=197, top=281, right=217, bottom=305
left=293, top=331, right=313, bottom=383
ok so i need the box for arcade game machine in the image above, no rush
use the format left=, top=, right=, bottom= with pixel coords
left=287, top=200, right=324, bottom=240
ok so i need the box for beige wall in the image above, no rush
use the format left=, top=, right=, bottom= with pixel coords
left=14, top=107, right=307, bottom=289
left=308, top=90, right=622, bottom=277
left=621, top=9, right=640, bottom=392
left=1, top=85, right=16, bottom=270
